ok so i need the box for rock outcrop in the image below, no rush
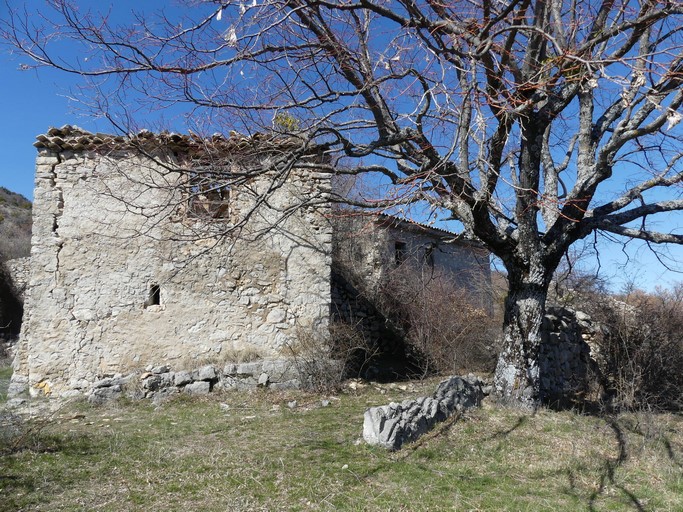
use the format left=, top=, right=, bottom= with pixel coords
left=363, top=376, right=485, bottom=450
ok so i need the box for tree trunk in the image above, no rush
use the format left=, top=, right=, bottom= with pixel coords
left=493, top=270, right=549, bottom=408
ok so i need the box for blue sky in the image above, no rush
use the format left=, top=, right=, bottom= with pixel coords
left=0, top=54, right=104, bottom=200
left=1, top=2, right=682, bottom=291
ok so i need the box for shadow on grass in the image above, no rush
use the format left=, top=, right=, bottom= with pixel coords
left=0, top=471, right=39, bottom=511
left=586, top=417, right=645, bottom=512
left=487, top=414, right=529, bottom=440
left=1, top=411, right=99, bottom=510
left=663, top=438, right=682, bottom=469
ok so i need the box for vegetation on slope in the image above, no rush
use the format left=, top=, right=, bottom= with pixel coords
left=0, top=186, right=31, bottom=341
left=0, top=186, right=31, bottom=262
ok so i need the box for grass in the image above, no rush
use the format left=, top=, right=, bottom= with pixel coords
left=0, top=363, right=11, bottom=401
left=0, top=374, right=682, bottom=511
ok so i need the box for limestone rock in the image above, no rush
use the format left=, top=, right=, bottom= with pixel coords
left=196, top=365, right=217, bottom=381
left=88, top=384, right=123, bottom=404
left=174, top=371, right=192, bottom=386
left=184, top=381, right=211, bottom=395
left=363, top=376, right=484, bottom=450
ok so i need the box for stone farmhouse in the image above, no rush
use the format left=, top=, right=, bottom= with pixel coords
left=9, top=126, right=490, bottom=399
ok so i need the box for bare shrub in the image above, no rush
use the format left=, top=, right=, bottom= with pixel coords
left=0, top=408, right=64, bottom=456
left=285, top=321, right=378, bottom=392
left=589, top=286, right=683, bottom=411
left=376, top=265, right=500, bottom=378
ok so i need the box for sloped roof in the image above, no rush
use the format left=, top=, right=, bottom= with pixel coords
left=339, top=211, right=484, bottom=249
left=33, top=125, right=305, bottom=156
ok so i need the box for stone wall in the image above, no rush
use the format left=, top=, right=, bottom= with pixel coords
left=11, top=128, right=333, bottom=398
left=540, top=306, right=597, bottom=406
left=5, top=257, right=30, bottom=301
left=332, top=214, right=491, bottom=310
left=84, top=360, right=302, bottom=405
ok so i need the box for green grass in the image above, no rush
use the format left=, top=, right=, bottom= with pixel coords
left=1, top=378, right=682, bottom=511
left=0, top=364, right=12, bottom=402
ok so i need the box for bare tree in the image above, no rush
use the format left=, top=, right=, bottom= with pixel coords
left=3, top=0, right=683, bottom=407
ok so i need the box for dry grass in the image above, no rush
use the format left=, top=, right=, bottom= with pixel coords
left=1, top=377, right=682, bottom=511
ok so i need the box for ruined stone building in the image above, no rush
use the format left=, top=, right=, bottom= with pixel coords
left=9, top=126, right=490, bottom=399
left=332, top=213, right=490, bottom=310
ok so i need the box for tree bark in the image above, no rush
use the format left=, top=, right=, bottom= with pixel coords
left=493, top=267, right=550, bottom=408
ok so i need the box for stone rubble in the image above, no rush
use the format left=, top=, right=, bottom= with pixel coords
left=47, top=359, right=304, bottom=404
left=363, top=375, right=485, bottom=450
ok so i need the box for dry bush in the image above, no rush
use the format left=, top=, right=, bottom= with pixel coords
left=376, top=265, right=500, bottom=378
left=547, top=267, right=683, bottom=411
left=285, top=321, right=377, bottom=392
left=590, top=286, right=683, bottom=411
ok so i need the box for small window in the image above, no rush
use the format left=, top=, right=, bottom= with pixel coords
left=394, top=241, right=407, bottom=265
left=186, top=171, right=232, bottom=220
left=148, top=284, right=161, bottom=306
left=424, top=244, right=435, bottom=268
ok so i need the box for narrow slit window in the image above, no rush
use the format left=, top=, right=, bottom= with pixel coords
left=149, top=284, right=161, bottom=306
left=394, top=241, right=407, bottom=265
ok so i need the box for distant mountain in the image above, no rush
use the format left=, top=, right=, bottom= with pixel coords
left=0, top=186, right=32, bottom=261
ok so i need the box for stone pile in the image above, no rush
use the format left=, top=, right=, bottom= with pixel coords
left=362, top=375, right=485, bottom=450
left=80, top=360, right=301, bottom=404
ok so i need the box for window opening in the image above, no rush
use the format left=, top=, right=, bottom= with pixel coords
left=186, top=170, right=232, bottom=220
left=149, top=284, right=161, bottom=306
left=394, top=241, right=407, bottom=265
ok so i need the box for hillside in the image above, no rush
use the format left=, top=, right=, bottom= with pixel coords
left=0, top=186, right=32, bottom=261
left=0, top=187, right=31, bottom=342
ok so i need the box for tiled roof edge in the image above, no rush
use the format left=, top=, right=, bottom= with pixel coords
left=33, top=125, right=304, bottom=155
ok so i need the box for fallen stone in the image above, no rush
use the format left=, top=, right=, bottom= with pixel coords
left=269, top=379, right=300, bottom=391
left=261, top=360, right=298, bottom=382
left=151, top=387, right=179, bottom=405
left=93, top=376, right=126, bottom=388
left=88, top=384, right=123, bottom=404
left=158, top=372, right=174, bottom=388
left=174, top=371, right=193, bottom=386
left=142, top=375, right=162, bottom=391
left=196, top=365, right=217, bottom=381
left=363, top=376, right=484, bottom=450
left=222, top=363, right=239, bottom=376
left=235, top=361, right=263, bottom=376
left=184, top=381, right=211, bottom=395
